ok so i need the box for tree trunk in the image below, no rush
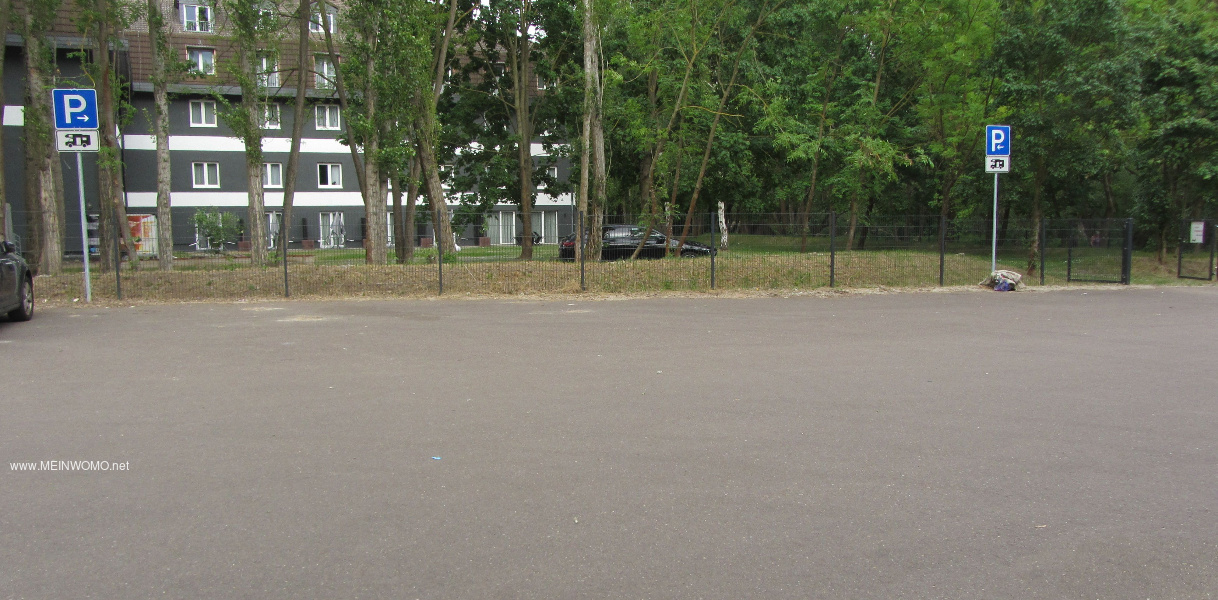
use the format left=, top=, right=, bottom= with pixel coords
left=1102, top=171, right=1116, bottom=219
left=402, top=156, right=419, bottom=262
left=1027, top=155, right=1046, bottom=274
left=577, top=0, right=594, bottom=263
left=240, top=80, right=268, bottom=266
left=718, top=201, right=728, bottom=249
left=96, top=0, right=139, bottom=271
left=281, top=0, right=312, bottom=260
left=22, top=6, right=61, bottom=274
left=364, top=154, right=388, bottom=264
left=410, top=0, right=458, bottom=255
left=148, top=0, right=173, bottom=269
left=0, top=0, right=9, bottom=242
left=589, top=96, right=606, bottom=260
left=392, top=169, right=406, bottom=263
left=415, top=110, right=454, bottom=254
left=508, top=2, right=535, bottom=260
left=677, top=3, right=773, bottom=250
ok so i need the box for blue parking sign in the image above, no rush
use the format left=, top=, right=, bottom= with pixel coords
left=52, top=89, right=99, bottom=130
left=985, top=125, right=1011, bottom=156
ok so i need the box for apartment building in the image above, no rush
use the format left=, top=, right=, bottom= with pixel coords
left=1, top=1, right=573, bottom=254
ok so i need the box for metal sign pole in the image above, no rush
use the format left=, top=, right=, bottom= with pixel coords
left=991, top=173, right=999, bottom=273
left=75, top=151, right=91, bottom=302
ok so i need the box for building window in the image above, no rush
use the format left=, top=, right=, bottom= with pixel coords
left=182, top=3, right=213, bottom=33
left=262, top=103, right=280, bottom=129
left=263, top=163, right=283, bottom=188
left=189, top=100, right=217, bottom=127
left=315, top=104, right=340, bottom=130
left=188, top=47, right=215, bottom=75
left=192, top=162, right=220, bottom=188
left=310, top=12, right=336, bottom=34
left=258, top=54, right=279, bottom=87
left=318, top=163, right=342, bottom=188
left=266, top=211, right=282, bottom=249
left=314, top=55, right=336, bottom=89
left=320, top=212, right=345, bottom=248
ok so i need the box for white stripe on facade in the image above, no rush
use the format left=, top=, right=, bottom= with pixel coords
left=122, top=134, right=354, bottom=154
left=121, top=135, right=561, bottom=157
left=126, top=191, right=365, bottom=208
left=127, top=190, right=573, bottom=209
left=2, top=106, right=24, bottom=126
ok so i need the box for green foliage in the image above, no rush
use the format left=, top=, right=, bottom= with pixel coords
left=192, top=209, right=242, bottom=252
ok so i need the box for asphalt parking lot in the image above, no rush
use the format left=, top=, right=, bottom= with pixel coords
left=2, top=287, right=1216, bottom=599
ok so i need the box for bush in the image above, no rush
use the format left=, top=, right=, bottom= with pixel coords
left=192, top=208, right=242, bottom=253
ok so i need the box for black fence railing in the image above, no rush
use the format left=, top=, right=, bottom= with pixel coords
left=7, top=212, right=1211, bottom=303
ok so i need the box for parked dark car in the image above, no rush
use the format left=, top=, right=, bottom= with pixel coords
left=0, top=240, right=34, bottom=321
left=559, top=224, right=714, bottom=261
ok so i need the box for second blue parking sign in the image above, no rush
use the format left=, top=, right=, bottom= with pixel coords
left=985, top=125, right=1011, bottom=156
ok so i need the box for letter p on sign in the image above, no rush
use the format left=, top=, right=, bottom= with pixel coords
left=986, top=125, right=1011, bottom=156
left=52, top=89, right=99, bottom=130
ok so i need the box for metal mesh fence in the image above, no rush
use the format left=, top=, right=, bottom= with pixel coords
left=1178, top=220, right=1215, bottom=281
left=6, top=211, right=1211, bottom=303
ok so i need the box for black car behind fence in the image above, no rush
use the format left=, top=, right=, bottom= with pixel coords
left=9, top=212, right=1215, bottom=302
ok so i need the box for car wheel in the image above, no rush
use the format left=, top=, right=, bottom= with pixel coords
left=8, top=276, right=32, bottom=321
left=680, top=249, right=700, bottom=257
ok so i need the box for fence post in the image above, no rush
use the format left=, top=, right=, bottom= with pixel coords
left=113, top=214, right=122, bottom=301
left=829, top=212, right=836, bottom=288
left=1122, top=217, right=1133, bottom=284
left=437, top=234, right=444, bottom=295
left=1039, top=218, right=1046, bottom=286
left=938, top=214, right=946, bottom=286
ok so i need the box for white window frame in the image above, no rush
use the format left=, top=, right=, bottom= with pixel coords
left=320, top=212, right=345, bottom=249
left=182, top=3, right=213, bottom=33
left=314, top=55, right=336, bottom=89
left=266, top=211, right=282, bottom=249
left=317, top=163, right=342, bottom=188
left=258, top=54, right=280, bottom=87
left=187, top=47, right=215, bottom=75
left=263, top=162, right=283, bottom=188
left=189, top=100, right=217, bottom=127
left=192, top=162, right=220, bottom=188
left=262, top=103, right=281, bottom=129
left=314, top=104, right=340, bottom=130
left=194, top=226, right=213, bottom=251
left=310, top=12, right=336, bottom=34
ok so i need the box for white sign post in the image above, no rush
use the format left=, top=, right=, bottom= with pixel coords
left=985, top=125, right=1012, bottom=273
left=53, top=89, right=100, bottom=303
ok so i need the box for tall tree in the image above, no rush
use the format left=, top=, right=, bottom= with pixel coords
left=321, top=0, right=429, bottom=264
left=218, top=0, right=279, bottom=266
left=77, top=0, right=140, bottom=271
left=993, top=0, right=1140, bottom=272
left=414, top=0, right=459, bottom=255
left=146, top=0, right=183, bottom=270
left=21, top=0, right=63, bottom=274
left=0, top=0, right=9, bottom=242
left=280, top=0, right=313, bottom=263
left=1132, top=1, right=1218, bottom=258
